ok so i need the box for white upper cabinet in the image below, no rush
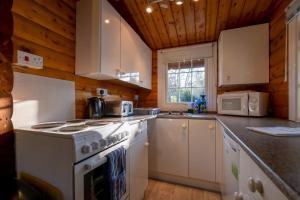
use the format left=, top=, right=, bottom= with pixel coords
left=76, top=0, right=152, bottom=89
left=76, top=0, right=120, bottom=80
left=121, top=19, right=152, bottom=89
left=218, top=23, right=269, bottom=86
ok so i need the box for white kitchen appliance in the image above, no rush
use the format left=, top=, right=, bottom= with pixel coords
left=15, top=119, right=131, bottom=200
left=222, top=128, right=241, bottom=200
left=217, top=91, right=269, bottom=116
left=105, top=100, right=133, bottom=117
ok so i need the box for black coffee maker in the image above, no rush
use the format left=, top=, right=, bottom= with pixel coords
left=86, top=96, right=105, bottom=119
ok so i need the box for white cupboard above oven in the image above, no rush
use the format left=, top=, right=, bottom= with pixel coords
left=218, top=23, right=269, bottom=86
left=76, top=0, right=152, bottom=89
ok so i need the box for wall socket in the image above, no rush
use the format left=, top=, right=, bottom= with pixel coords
left=17, top=50, right=43, bottom=69
left=97, top=88, right=108, bottom=96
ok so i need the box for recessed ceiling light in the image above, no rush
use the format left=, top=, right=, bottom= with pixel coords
left=175, top=0, right=183, bottom=5
left=104, top=19, right=110, bottom=24
left=193, top=0, right=199, bottom=2
left=146, top=5, right=153, bottom=13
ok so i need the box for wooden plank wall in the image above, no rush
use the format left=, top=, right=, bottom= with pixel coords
left=0, top=0, right=16, bottom=195
left=138, top=51, right=158, bottom=108
left=11, top=0, right=139, bottom=119
left=268, top=0, right=291, bottom=119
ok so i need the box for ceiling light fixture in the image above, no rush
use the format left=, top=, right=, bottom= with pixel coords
left=175, top=0, right=183, bottom=5
left=146, top=5, right=153, bottom=13
left=104, top=19, right=110, bottom=24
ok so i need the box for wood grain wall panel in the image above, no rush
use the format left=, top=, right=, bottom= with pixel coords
left=268, top=0, right=291, bottom=119
left=138, top=51, right=158, bottom=108
left=34, top=0, right=76, bottom=25
left=151, top=4, right=171, bottom=48
left=160, top=2, right=179, bottom=46
left=171, top=3, right=187, bottom=46
left=13, top=14, right=75, bottom=57
left=205, top=0, right=219, bottom=41
left=194, top=0, right=206, bottom=43
left=183, top=0, right=196, bottom=44
left=226, top=0, right=245, bottom=28
left=13, top=0, right=75, bottom=41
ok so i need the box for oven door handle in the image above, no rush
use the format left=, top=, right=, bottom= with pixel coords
left=90, top=156, right=107, bottom=170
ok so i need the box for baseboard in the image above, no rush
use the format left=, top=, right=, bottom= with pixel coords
left=149, top=170, right=221, bottom=193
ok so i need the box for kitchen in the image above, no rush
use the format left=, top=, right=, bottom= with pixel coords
left=1, top=0, right=300, bottom=199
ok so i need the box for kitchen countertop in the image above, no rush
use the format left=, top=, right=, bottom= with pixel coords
left=153, top=113, right=300, bottom=199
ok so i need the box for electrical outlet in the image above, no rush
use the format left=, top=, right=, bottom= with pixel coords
left=17, top=50, right=43, bottom=69
left=97, top=88, right=108, bottom=96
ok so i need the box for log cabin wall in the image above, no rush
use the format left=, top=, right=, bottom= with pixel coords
left=11, top=0, right=139, bottom=119
left=268, top=0, right=291, bottom=119
left=0, top=0, right=15, bottom=186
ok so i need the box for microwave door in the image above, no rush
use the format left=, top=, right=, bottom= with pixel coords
left=218, top=95, right=249, bottom=116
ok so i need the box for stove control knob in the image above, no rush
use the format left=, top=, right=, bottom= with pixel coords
left=81, top=145, right=90, bottom=154
left=91, top=142, right=99, bottom=151
left=99, top=139, right=107, bottom=148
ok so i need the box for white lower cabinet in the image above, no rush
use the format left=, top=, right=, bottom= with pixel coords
left=149, top=118, right=189, bottom=177
left=129, top=122, right=148, bottom=200
left=239, top=149, right=288, bottom=200
left=189, top=120, right=216, bottom=182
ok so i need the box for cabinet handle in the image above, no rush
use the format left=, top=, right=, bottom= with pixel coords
left=209, top=124, right=215, bottom=130
left=255, top=179, right=264, bottom=195
left=144, top=142, right=149, bottom=147
left=248, top=177, right=256, bottom=193
left=182, top=124, right=187, bottom=129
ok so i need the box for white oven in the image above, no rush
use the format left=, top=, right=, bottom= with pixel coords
left=217, top=91, right=269, bottom=117
left=74, top=140, right=130, bottom=200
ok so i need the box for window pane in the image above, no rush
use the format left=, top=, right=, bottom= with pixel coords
left=168, top=62, right=179, bottom=73
left=168, top=73, right=179, bottom=88
left=180, top=61, right=191, bottom=73
left=168, top=88, right=179, bottom=103
left=192, top=71, right=205, bottom=87
left=179, top=88, right=192, bottom=102
left=179, top=73, right=192, bottom=87
left=192, top=59, right=205, bottom=71
left=192, top=88, right=205, bottom=101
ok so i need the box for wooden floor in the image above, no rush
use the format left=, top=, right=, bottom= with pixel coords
left=144, top=179, right=221, bottom=200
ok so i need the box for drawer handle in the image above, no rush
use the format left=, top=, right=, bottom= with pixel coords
left=248, top=177, right=256, bottom=193
left=182, top=124, right=187, bottom=129
left=144, top=142, right=149, bottom=147
left=255, top=179, right=264, bottom=195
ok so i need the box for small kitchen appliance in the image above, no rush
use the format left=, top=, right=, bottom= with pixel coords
left=105, top=100, right=133, bottom=117
left=217, top=91, right=269, bottom=116
left=86, top=96, right=105, bottom=119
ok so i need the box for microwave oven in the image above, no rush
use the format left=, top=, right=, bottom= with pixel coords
left=217, top=91, right=269, bottom=116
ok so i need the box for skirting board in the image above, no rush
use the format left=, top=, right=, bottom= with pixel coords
left=149, top=170, right=221, bottom=193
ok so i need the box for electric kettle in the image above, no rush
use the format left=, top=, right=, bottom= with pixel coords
left=86, top=96, right=105, bottom=119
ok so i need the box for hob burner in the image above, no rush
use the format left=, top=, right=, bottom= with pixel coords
left=59, top=125, right=88, bottom=132
left=85, top=121, right=113, bottom=126
left=31, top=122, right=66, bottom=129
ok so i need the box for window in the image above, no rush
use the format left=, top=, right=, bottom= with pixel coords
left=167, top=59, right=206, bottom=103
left=157, top=43, right=217, bottom=111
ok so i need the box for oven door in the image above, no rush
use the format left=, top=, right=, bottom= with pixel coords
left=74, top=141, right=129, bottom=200
left=218, top=93, right=249, bottom=116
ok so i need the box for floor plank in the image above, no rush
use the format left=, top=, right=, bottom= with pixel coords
left=144, top=179, right=221, bottom=200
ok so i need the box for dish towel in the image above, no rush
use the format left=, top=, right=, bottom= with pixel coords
left=106, top=147, right=127, bottom=200
left=246, top=127, right=300, bottom=136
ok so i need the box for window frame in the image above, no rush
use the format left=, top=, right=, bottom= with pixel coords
left=157, top=43, right=217, bottom=112
left=165, top=59, right=208, bottom=104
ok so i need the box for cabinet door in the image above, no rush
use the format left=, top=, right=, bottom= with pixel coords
left=138, top=41, right=152, bottom=89
left=130, top=133, right=148, bottom=200
left=149, top=119, right=189, bottom=177
left=101, top=0, right=121, bottom=78
left=216, top=121, right=224, bottom=183
left=189, top=120, right=216, bottom=182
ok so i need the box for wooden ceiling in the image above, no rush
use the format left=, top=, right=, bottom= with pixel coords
left=108, top=0, right=275, bottom=50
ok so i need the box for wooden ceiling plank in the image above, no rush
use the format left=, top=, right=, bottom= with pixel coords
left=183, top=0, right=196, bottom=44
left=253, top=0, right=273, bottom=23
left=150, top=4, right=172, bottom=47
left=226, top=0, right=246, bottom=29
left=123, top=0, right=156, bottom=49
left=215, top=0, right=232, bottom=40
left=194, top=0, right=207, bottom=43
left=61, top=0, right=76, bottom=10
left=135, top=0, right=164, bottom=49
left=238, top=0, right=259, bottom=26
left=160, top=1, right=179, bottom=47
left=205, top=0, right=219, bottom=41
left=171, top=2, right=188, bottom=46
